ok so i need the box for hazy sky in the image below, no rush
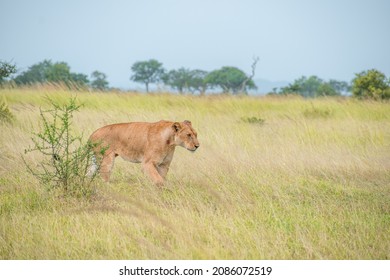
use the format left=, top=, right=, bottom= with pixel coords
left=1, top=0, right=389, bottom=90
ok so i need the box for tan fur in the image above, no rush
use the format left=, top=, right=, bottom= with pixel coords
left=89, top=120, right=199, bottom=186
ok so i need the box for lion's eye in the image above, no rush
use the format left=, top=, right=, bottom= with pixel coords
left=187, top=134, right=192, bottom=137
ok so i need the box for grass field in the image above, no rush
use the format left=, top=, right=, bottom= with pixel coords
left=0, top=87, right=389, bottom=259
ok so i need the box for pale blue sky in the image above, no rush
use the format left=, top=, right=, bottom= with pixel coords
left=1, top=0, right=389, bottom=91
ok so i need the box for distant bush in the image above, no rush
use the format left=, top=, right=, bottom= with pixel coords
left=241, top=116, right=265, bottom=125
left=23, top=97, right=106, bottom=197
left=303, top=104, right=332, bottom=119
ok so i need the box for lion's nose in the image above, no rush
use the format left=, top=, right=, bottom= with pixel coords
left=195, top=144, right=200, bottom=149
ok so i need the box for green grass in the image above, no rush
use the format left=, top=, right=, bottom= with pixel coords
left=0, top=87, right=389, bottom=259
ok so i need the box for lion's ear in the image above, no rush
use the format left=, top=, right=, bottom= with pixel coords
left=183, top=120, right=192, bottom=126
left=173, top=122, right=181, bottom=132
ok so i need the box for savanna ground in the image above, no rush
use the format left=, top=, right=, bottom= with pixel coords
left=0, top=87, right=389, bottom=259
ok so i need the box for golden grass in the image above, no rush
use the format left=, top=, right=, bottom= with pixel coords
left=0, top=88, right=389, bottom=259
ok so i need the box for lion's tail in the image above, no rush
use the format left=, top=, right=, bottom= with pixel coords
left=86, top=155, right=98, bottom=177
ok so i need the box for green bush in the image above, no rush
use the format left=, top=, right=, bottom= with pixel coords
left=23, top=97, right=106, bottom=197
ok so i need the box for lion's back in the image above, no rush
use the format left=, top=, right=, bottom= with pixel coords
left=89, top=121, right=174, bottom=160
left=90, top=122, right=147, bottom=150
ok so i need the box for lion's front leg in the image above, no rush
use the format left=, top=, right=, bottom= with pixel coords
left=142, top=161, right=164, bottom=186
left=157, top=150, right=174, bottom=180
left=157, top=162, right=170, bottom=179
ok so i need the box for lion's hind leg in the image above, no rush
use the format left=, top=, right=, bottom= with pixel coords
left=99, top=152, right=116, bottom=182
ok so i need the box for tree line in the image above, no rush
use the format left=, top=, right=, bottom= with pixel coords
left=275, top=70, right=389, bottom=99
left=130, top=58, right=259, bottom=94
left=1, top=59, right=389, bottom=99
left=275, top=76, right=350, bottom=97
left=1, top=60, right=109, bottom=90
left=1, top=58, right=259, bottom=94
left=133, top=59, right=389, bottom=98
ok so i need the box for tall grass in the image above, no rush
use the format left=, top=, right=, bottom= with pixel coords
left=0, top=87, right=389, bottom=259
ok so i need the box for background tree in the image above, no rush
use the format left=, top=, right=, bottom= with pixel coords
left=328, top=79, right=350, bottom=94
left=13, top=60, right=89, bottom=87
left=317, top=82, right=338, bottom=96
left=45, top=62, right=72, bottom=83
left=188, top=69, right=208, bottom=94
left=45, top=62, right=88, bottom=86
left=90, top=71, right=109, bottom=90
left=280, top=76, right=345, bottom=97
left=0, top=60, right=17, bottom=83
left=163, top=68, right=192, bottom=93
left=130, top=59, right=165, bottom=92
left=70, top=72, right=89, bottom=86
left=14, top=60, right=52, bottom=85
left=299, top=76, right=323, bottom=97
left=205, top=66, right=256, bottom=94
left=279, top=83, right=300, bottom=95
left=351, top=69, right=390, bottom=100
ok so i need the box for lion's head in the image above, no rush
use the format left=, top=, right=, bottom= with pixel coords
left=173, top=120, right=200, bottom=152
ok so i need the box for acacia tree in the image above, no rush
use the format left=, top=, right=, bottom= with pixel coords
left=130, top=59, right=165, bottom=92
left=162, top=68, right=209, bottom=94
left=205, top=66, right=257, bottom=94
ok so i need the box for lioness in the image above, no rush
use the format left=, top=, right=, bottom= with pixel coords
left=88, top=120, right=199, bottom=186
